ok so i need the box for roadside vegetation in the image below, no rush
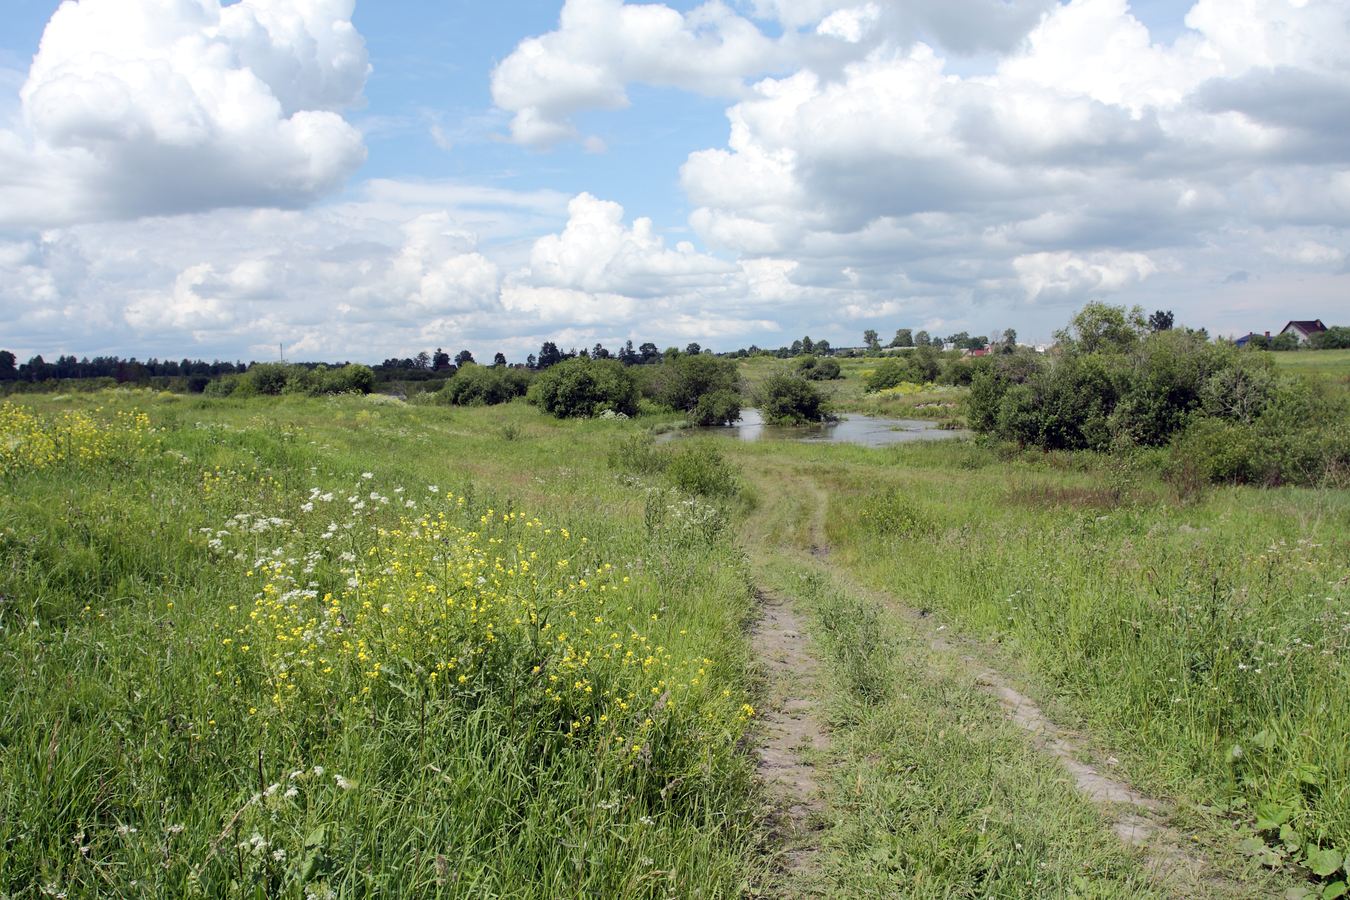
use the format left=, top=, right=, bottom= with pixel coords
left=3, top=304, right=1348, bottom=897
left=0, top=393, right=759, bottom=897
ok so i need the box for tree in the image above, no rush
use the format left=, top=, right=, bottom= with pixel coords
left=454, top=349, right=475, bottom=367
left=526, top=357, right=640, bottom=418
left=758, top=373, right=829, bottom=425
left=1311, top=326, right=1350, bottom=350
left=415, top=351, right=432, bottom=370
left=1054, top=302, right=1147, bottom=355
left=1148, top=310, right=1175, bottom=332
left=536, top=341, right=563, bottom=369
left=914, top=330, right=930, bottom=347
left=889, top=328, right=913, bottom=348
left=592, top=343, right=611, bottom=359
left=432, top=348, right=451, bottom=371
left=1000, top=328, right=1018, bottom=353
left=493, top=352, right=508, bottom=367
left=684, top=342, right=702, bottom=356
left=657, top=354, right=740, bottom=414
left=801, top=335, right=815, bottom=354
left=638, top=342, right=660, bottom=364
left=863, top=329, right=880, bottom=351
left=0, top=350, right=15, bottom=381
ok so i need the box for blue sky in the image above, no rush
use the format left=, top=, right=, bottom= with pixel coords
left=0, top=0, right=1346, bottom=363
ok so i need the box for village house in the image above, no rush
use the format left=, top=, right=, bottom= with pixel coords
left=1280, top=320, right=1327, bottom=344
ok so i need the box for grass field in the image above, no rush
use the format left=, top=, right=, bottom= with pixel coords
left=2, top=367, right=1347, bottom=897
left=1273, top=348, right=1350, bottom=392
left=0, top=394, right=760, bottom=897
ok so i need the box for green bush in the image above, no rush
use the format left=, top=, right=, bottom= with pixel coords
left=242, top=362, right=289, bottom=396
left=690, top=390, right=741, bottom=426
left=647, top=355, right=742, bottom=419
left=857, top=491, right=934, bottom=539
left=1311, top=326, right=1350, bottom=350
left=866, top=347, right=940, bottom=391
left=438, top=364, right=529, bottom=406
left=203, top=376, right=239, bottom=397
left=757, top=372, right=829, bottom=425
left=664, top=444, right=740, bottom=498
left=796, top=356, right=840, bottom=380
left=607, top=433, right=668, bottom=475
left=527, top=357, right=639, bottom=418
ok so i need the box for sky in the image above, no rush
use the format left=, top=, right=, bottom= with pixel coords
left=0, top=0, right=1347, bottom=364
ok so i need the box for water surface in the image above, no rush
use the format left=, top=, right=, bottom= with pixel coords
left=658, top=408, right=970, bottom=448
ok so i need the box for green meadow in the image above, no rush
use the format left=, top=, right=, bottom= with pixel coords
left=2, top=350, right=1346, bottom=897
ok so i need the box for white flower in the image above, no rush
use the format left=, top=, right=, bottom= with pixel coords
left=312, top=766, right=325, bottom=776
left=272, top=848, right=287, bottom=862
left=428, top=485, right=439, bottom=493
left=361, top=472, right=374, bottom=480
left=284, top=786, right=299, bottom=800
left=334, top=774, right=354, bottom=790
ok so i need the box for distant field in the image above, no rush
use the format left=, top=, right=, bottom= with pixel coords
left=1272, top=348, right=1350, bottom=388
left=737, top=354, right=967, bottom=422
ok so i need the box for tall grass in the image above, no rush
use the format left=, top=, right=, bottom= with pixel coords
left=0, top=392, right=760, bottom=897
left=822, top=442, right=1350, bottom=864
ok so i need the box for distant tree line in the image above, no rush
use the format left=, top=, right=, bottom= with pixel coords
left=0, top=351, right=244, bottom=384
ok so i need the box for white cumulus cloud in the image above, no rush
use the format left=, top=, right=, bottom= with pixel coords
left=1, top=0, right=370, bottom=227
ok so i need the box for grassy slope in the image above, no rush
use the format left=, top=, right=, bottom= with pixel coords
left=737, top=355, right=965, bottom=422
left=759, top=435, right=1348, bottom=879
left=0, top=394, right=760, bottom=898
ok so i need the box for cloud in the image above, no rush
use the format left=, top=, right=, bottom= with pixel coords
left=490, top=0, right=1061, bottom=147
left=1013, top=251, right=1158, bottom=301
left=1, top=0, right=370, bottom=227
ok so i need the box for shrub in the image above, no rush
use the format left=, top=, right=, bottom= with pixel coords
left=242, top=362, right=289, bottom=396
left=607, top=434, right=668, bottom=475
left=1311, top=326, right=1350, bottom=350
left=527, top=357, right=639, bottom=418
left=758, top=372, right=829, bottom=425
left=866, top=347, right=940, bottom=391
left=664, top=444, right=740, bottom=497
left=796, top=356, right=840, bottom=380
left=203, top=376, right=239, bottom=397
left=649, top=355, right=742, bottom=418
left=321, top=364, right=375, bottom=395
left=438, top=364, right=529, bottom=406
left=690, top=390, right=741, bottom=426
left=857, top=491, right=933, bottom=539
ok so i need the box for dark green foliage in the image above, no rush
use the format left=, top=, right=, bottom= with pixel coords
left=1311, top=326, right=1350, bottom=350
left=690, top=390, right=742, bottom=426
left=866, top=347, right=940, bottom=391
left=758, top=372, right=829, bottom=424
left=969, top=304, right=1347, bottom=485
left=652, top=354, right=741, bottom=415
left=857, top=491, right=934, bottom=540
left=664, top=444, right=740, bottom=497
left=607, top=435, right=740, bottom=497
left=243, top=362, right=290, bottom=395
left=526, top=357, right=639, bottom=418
left=796, top=356, right=841, bottom=380
left=437, top=364, right=530, bottom=406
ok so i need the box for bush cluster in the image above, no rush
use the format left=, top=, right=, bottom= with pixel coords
left=967, top=305, right=1348, bottom=486
left=435, top=364, right=530, bottom=406
left=608, top=434, right=741, bottom=498
left=527, top=357, right=639, bottom=418
left=207, top=363, right=375, bottom=398
left=795, top=356, right=841, bottom=381
left=865, top=347, right=941, bottom=391
left=757, top=373, right=830, bottom=425
left=643, top=355, right=744, bottom=425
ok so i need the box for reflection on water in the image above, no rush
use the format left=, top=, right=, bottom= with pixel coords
left=657, top=408, right=971, bottom=448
